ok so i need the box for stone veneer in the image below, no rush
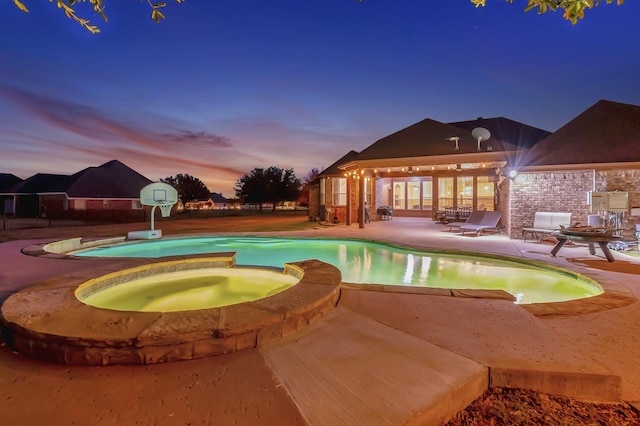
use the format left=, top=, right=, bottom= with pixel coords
left=0, top=256, right=341, bottom=366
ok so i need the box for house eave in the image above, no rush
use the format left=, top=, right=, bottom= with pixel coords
left=518, top=161, right=640, bottom=173
left=337, top=151, right=512, bottom=171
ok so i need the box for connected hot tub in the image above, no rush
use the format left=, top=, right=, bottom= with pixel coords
left=0, top=255, right=342, bottom=365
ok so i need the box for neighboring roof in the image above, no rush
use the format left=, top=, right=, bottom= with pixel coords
left=355, top=118, right=514, bottom=161
left=0, top=174, right=22, bottom=192
left=7, top=173, right=69, bottom=194
left=210, top=192, right=228, bottom=204
left=449, top=117, right=551, bottom=149
left=318, top=150, right=360, bottom=177
left=526, top=100, right=640, bottom=167
left=3, top=160, right=152, bottom=199
left=63, top=160, right=152, bottom=198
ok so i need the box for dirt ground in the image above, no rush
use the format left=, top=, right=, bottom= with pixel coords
left=446, top=387, right=640, bottom=425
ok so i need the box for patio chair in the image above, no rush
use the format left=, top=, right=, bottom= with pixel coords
left=459, top=211, right=503, bottom=236
left=448, top=209, right=486, bottom=232
left=457, top=206, right=472, bottom=221
left=444, top=207, right=458, bottom=223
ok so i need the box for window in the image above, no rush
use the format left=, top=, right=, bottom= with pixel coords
left=332, top=177, right=347, bottom=206
left=457, top=176, right=473, bottom=208
left=422, top=180, right=433, bottom=210
left=407, top=181, right=420, bottom=209
left=364, top=176, right=373, bottom=206
left=438, top=177, right=454, bottom=208
left=320, top=178, right=326, bottom=205
left=393, top=182, right=405, bottom=209
left=476, top=176, right=494, bottom=211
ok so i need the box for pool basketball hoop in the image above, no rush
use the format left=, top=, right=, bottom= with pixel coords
left=128, top=182, right=178, bottom=240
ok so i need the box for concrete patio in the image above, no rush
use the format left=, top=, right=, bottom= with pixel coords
left=1, top=216, right=639, bottom=425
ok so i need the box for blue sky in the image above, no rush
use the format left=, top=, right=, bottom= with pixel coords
left=1, top=0, right=639, bottom=197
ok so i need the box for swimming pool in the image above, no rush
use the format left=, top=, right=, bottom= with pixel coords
left=72, top=236, right=603, bottom=304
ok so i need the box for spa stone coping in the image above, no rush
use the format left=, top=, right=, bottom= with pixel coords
left=1, top=255, right=343, bottom=365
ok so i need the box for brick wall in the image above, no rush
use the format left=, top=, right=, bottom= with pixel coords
left=507, top=169, right=640, bottom=240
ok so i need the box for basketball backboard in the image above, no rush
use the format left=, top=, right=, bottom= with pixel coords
left=140, top=182, right=178, bottom=206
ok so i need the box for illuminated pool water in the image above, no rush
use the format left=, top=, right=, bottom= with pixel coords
left=79, top=267, right=299, bottom=312
left=72, top=236, right=603, bottom=304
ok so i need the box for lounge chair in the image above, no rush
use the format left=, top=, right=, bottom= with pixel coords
left=460, top=211, right=503, bottom=235
left=448, top=209, right=485, bottom=232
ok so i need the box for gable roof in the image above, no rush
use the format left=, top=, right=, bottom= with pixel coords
left=526, top=100, right=640, bottom=167
left=0, top=173, right=22, bottom=192
left=449, top=117, right=551, bottom=149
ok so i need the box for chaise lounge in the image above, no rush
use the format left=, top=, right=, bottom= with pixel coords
left=447, top=209, right=486, bottom=232
left=459, top=211, right=503, bottom=236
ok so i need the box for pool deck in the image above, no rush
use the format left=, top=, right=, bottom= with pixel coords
left=1, top=216, right=640, bottom=424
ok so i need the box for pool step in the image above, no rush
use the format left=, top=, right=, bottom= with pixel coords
left=261, top=307, right=487, bottom=425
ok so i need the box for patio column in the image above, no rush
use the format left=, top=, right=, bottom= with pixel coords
left=346, top=175, right=352, bottom=226
left=358, top=173, right=365, bottom=228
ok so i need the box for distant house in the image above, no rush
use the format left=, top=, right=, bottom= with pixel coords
left=311, top=100, right=640, bottom=239
left=181, top=193, right=231, bottom=210
left=1, top=160, right=152, bottom=219
left=210, top=192, right=229, bottom=209
left=0, top=173, right=23, bottom=215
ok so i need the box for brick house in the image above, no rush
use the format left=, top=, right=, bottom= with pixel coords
left=310, top=100, right=640, bottom=239
left=1, top=160, right=152, bottom=220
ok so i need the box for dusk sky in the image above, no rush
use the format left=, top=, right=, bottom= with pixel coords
left=2, top=0, right=639, bottom=197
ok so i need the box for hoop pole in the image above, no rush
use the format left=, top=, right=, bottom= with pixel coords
left=151, top=205, right=157, bottom=230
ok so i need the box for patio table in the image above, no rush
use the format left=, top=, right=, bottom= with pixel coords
left=550, top=231, right=621, bottom=262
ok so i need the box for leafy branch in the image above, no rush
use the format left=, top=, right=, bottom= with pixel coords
left=10, top=0, right=625, bottom=33
left=11, top=0, right=185, bottom=33
left=471, top=0, right=624, bottom=24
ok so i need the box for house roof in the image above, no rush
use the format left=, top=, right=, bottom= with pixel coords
left=526, top=100, right=640, bottom=167
left=448, top=117, right=551, bottom=149
left=63, top=160, right=152, bottom=198
left=210, top=192, right=228, bottom=204
left=318, top=150, right=360, bottom=177
left=3, top=160, right=152, bottom=199
left=7, top=173, right=69, bottom=194
left=355, top=118, right=515, bottom=161
left=0, top=174, right=22, bottom=192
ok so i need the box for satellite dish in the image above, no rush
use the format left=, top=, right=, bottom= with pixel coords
left=472, top=127, right=491, bottom=151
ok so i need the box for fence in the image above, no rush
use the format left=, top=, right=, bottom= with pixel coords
left=1, top=207, right=309, bottom=232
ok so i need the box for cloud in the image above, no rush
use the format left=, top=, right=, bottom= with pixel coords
left=0, top=84, right=233, bottom=151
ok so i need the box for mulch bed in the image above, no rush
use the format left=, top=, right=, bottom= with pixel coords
left=445, top=387, right=640, bottom=425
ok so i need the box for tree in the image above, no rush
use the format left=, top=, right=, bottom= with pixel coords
left=471, top=0, right=623, bottom=24
left=11, top=0, right=185, bottom=34
left=298, top=168, right=320, bottom=207
left=161, top=174, right=210, bottom=203
left=235, top=166, right=301, bottom=213
left=10, top=0, right=624, bottom=33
